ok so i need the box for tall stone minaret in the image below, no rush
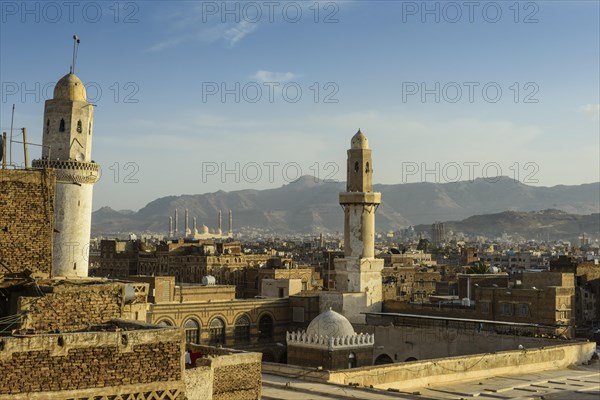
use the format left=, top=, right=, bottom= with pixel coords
left=32, top=72, right=99, bottom=277
left=331, top=129, right=384, bottom=323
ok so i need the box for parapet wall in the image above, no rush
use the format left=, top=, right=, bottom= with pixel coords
left=16, top=281, right=146, bottom=332
left=187, top=344, right=262, bottom=400
left=0, top=169, right=55, bottom=278
left=328, top=341, right=596, bottom=389
left=0, top=323, right=185, bottom=400
left=265, top=341, right=596, bottom=391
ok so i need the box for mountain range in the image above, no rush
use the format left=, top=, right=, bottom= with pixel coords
left=415, top=209, right=599, bottom=243
left=91, top=176, right=600, bottom=237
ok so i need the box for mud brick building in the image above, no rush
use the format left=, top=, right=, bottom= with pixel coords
left=0, top=320, right=186, bottom=399
left=0, top=169, right=55, bottom=279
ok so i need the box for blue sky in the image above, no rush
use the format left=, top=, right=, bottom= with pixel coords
left=1, top=0, right=599, bottom=211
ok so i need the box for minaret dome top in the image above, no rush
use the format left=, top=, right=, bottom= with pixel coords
left=53, top=73, right=87, bottom=101
left=351, top=129, right=369, bottom=149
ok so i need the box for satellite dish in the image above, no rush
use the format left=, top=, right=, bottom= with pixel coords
left=75, top=152, right=84, bottom=162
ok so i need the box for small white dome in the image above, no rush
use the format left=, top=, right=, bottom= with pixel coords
left=306, top=308, right=355, bottom=338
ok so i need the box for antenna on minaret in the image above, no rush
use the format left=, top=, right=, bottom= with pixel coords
left=71, top=35, right=81, bottom=74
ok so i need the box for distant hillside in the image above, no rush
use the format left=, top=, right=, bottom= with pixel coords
left=91, top=176, right=600, bottom=235
left=415, top=209, right=600, bottom=242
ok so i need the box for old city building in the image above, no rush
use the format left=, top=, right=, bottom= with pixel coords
left=0, top=63, right=264, bottom=399
left=3, top=39, right=597, bottom=399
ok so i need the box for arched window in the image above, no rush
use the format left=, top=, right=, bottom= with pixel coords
left=365, top=162, right=370, bottom=173
left=46, top=119, right=50, bottom=134
left=184, top=319, right=200, bottom=344
left=157, top=319, right=173, bottom=327
left=258, top=314, right=273, bottom=341
left=88, top=122, right=92, bottom=135
left=234, top=315, right=251, bottom=343
left=209, top=318, right=225, bottom=345
left=348, top=352, right=357, bottom=369
left=354, top=161, right=359, bottom=173
left=374, top=354, right=394, bottom=365
left=77, top=120, right=82, bottom=133
left=59, top=119, right=65, bottom=132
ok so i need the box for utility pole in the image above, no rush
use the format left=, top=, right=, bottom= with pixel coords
left=22, top=128, right=28, bottom=168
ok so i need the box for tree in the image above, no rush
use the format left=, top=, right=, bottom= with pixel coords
left=466, top=261, right=490, bottom=274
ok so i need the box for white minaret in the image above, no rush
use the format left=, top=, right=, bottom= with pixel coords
left=185, top=208, right=190, bottom=236
left=32, top=67, right=99, bottom=278
left=331, top=129, right=384, bottom=323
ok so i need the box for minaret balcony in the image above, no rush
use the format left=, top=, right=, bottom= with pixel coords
left=31, top=159, right=100, bottom=184
left=339, top=192, right=381, bottom=205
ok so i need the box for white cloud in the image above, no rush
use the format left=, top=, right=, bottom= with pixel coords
left=252, top=70, right=298, bottom=83
left=223, top=21, right=258, bottom=47
left=146, top=37, right=187, bottom=53
left=147, top=8, right=259, bottom=51
left=579, top=104, right=600, bottom=119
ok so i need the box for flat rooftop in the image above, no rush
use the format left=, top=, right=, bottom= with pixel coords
left=262, top=362, right=600, bottom=400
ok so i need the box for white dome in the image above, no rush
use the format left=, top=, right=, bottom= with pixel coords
left=306, top=308, right=355, bottom=338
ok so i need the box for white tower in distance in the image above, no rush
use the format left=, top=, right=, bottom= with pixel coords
left=32, top=38, right=99, bottom=278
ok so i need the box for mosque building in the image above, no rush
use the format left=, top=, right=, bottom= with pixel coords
left=169, top=209, right=233, bottom=240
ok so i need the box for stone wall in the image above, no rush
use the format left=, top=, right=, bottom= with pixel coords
left=16, top=281, right=134, bottom=332
left=213, top=362, right=261, bottom=400
left=184, top=365, right=212, bottom=400
left=362, top=323, right=566, bottom=363
left=522, top=271, right=575, bottom=288
left=175, top=285, right=236, bottom=302
left=0, top=169, right=55, bottom=278
left=187, top=344, right=262, bottom=400
left=327, top=341, right=596, bottom=390
left=289, top=293, right=320, bottom=330
left=0, top=323, right=185, bottom=399
left=264, top=342, right=596, bottom=391
left=288, top=345, right=372, bottom=370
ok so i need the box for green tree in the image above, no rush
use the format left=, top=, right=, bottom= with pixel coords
left=466, top=261, right=490, bottom=274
